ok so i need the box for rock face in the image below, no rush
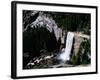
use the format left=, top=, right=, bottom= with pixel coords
left=73, top=34, right=85, bottom=56
left=23, top=11, right=66, bottom=68
left=70, top=33, right=90, bottom=65
left=25, top=53, right=54, bottom=69
left=24, top=12, right=65, bottom=42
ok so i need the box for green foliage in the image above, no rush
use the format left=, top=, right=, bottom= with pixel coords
left=32, top=64, right=48, bottom=69
left=51, top=13, right=90, bottom=34
left=71, top=38, right=91, bottom=65
left=70, top=53, right=79, bottom=65
left=79, top=39, right=91, bottom=64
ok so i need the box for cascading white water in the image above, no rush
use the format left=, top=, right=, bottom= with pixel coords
left=59, top=32, right=74, bottom=62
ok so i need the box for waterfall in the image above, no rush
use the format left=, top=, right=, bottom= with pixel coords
left=58, top=32, right=74, bottom=62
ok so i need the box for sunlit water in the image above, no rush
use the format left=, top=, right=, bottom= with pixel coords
left=58, top=32, right=74, bottom=62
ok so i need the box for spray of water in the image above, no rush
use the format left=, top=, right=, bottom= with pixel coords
left=58, top=32, right=74, bottom=62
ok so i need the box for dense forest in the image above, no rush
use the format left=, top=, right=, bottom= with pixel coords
left=23, top=10, right=91, bottom=69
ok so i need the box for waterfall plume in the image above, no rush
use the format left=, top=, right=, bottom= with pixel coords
left=58, top=32, right=74, bottom=62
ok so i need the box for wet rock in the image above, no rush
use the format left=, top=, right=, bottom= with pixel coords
left=70, top=33, right=90, bottom=65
